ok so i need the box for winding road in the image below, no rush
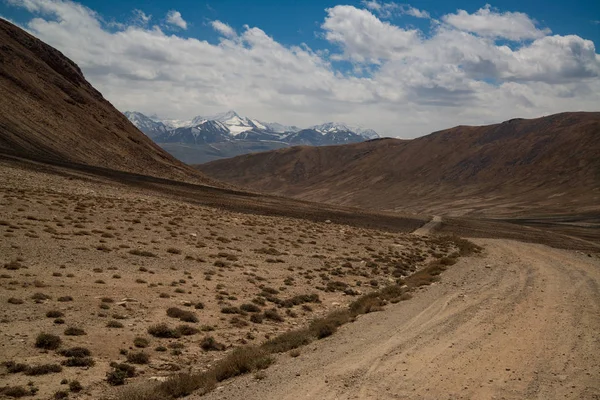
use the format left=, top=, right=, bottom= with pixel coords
left=199, top=239, right=600, bottom=400
left=412, top=215, right=442, bottom=236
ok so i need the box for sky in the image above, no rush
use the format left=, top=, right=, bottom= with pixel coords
left=1, top=0, right=599, bottom=137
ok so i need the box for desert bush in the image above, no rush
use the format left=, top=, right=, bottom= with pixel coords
left=220, top=306, right=240, bottom=314
left=262, top=329, right=313, bottom=353
left=309, top=310, right=351, bottom=339
left=46, top=310, right=64, bottom=318
left=250, top=313, right=264, bottom=324
left=35, top=332, right=61, bottom=350
left=0, top=386, right=30, bottom=398
left=133, top=337, right=149, bottom=348
left=194, top=301, right=205, bottom=309
left=176, top=325, right=199, bottom=336
left=263, top=309, right=284, bottom=322
left=280, top=293, right=320, bottom=308
left=3, top=361, right=28, bottom=373
left=7, top=297, right=24, bottom=304
left=107, top=363, right=136, bottom=385
left=200, top=336, right=225, bottom=351
left=69, top=381, right=83, bottom=393
left=239, top=303, right=261, bottom=313
left=64, top=327, right=86, bottom=336
left=126, top=351, right=150, bottom=365
left=24, top=363, right=62, bottom=375
left=148, top=323, right=181, bottom=338
left=212, top=346, right=273, bottom=382
left=53, top=389, right=69, bottom=399
left=59, top=347, right=91, bottom=358
left=31, top=292, right=51, bottom=301
left=349, top=293, right=384, bottom=315
left=128, top=249, right=157, bottom=257
left=166, top=307, right=198, bottom=322
left=61, top=357, right=95, bottom=367
left=4, top=260, right=22, bottom=270
left=107, top=320, right=124, bottom=328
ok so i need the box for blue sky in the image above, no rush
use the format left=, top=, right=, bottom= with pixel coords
left=1, top=0, right=599, bottom=137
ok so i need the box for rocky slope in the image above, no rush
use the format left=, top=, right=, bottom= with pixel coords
left=0, top=19, right=211, bottom=184
left=197, top=112, right=600, bottom=217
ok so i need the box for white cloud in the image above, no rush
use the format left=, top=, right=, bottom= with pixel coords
left=166, top=10, right=187, bottom=30
left=5, top=0, right=600, bottom=138
left=402, top=6, right=430, bottom=19
left=322, top=5, right=419, bottom=63
left=132, top=9, right=151, bottom=26
left=443, top=4, right=551, bottom=41
left=362, top=1, right=430, bottom=19
left=211, top=20, right=236, bottom=38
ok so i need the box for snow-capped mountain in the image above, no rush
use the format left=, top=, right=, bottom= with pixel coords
left=155, top=120, right=231, bottom=144
left=122, top=111, right=168, bottom=139
left=310, top=122, right=380, bottom=139
left=259, top=121, right=301, bottom=134
left=123, top=110, right=379, bottom=162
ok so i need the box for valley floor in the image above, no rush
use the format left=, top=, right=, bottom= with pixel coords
left=198, top=239, right=600, bottom=400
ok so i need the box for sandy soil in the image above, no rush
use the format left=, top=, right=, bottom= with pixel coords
left=0, top=162, right=452, bottom=399
left=198, top=239, right=600, bottom=400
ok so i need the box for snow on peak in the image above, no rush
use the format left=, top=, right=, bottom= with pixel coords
left=124, top=111, right=378, bottom=139
left=310, top=122, right=380, bottom=139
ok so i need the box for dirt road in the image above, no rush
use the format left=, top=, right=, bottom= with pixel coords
left=412, top=215, right=442, bottom=236
left=199, top=240, right=600, bottom=400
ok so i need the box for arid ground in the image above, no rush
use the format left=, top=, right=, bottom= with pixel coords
left=1, top=157, right=598, bottom=400
left=0, top=159, right=460, bottom=399
left=198, top=240, right=600, bottom=400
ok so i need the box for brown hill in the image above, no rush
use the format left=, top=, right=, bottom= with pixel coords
left=0, top=19, right=211, bottom=184
left=197, top=112, right=600, bottom=217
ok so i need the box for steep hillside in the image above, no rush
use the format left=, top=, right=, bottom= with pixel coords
left=198, top=112, right=600, bottom=217
left=0, top=19, right=211, bottom=184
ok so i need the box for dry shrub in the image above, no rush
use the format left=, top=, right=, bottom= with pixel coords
left=62, top=357, right=95, bottom=367
left=200, top=336, right=225, bottom=351
left=156, top=372, right=216, bottom=398
left=64, top=327, right=86, bottom=336
left=166, top=307, right=198, bottom=323
left=35, top=332, right=61, bottom=350
left=59, top=347, right=91, bottom=357
left=126, top=351, right=150, bottom=365
left=24, top=363, right=62, bottom=375
left=262, top=329, right=312, bottom=353
left=0, top=386, right=30, bottom=398
left=349, top=294, right=385, bottom=315
left=212, top=346, right=273, bottom=382
left=148, top=323, right=181, bottom=338
left=309, top=310, right=351, bottom=339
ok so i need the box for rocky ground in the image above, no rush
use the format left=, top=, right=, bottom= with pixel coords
left=0, top=162, right=455, bottom=399
left=198, top=239, right=600, bottom=400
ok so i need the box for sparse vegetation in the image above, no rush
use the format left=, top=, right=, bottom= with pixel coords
left=0, top=161, right=485, bottom=400
left=126, top=351, right=150, bottom=364
left=166, top=307, right=198, bottom=322
left=148, top=323, right=181, bottom=338
left=35, top=333, right=62, bottom=350
left=64, top=327, right=86, bottom=336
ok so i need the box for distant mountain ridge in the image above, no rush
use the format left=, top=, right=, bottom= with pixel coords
left=123, top=110, right=379, bottom=163
left=197, top=112, right=600, bottom=218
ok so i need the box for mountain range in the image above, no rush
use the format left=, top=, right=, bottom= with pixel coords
left=197, top=112, right=600, bottom=218
left=124, top=110, right=379, bottom=164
